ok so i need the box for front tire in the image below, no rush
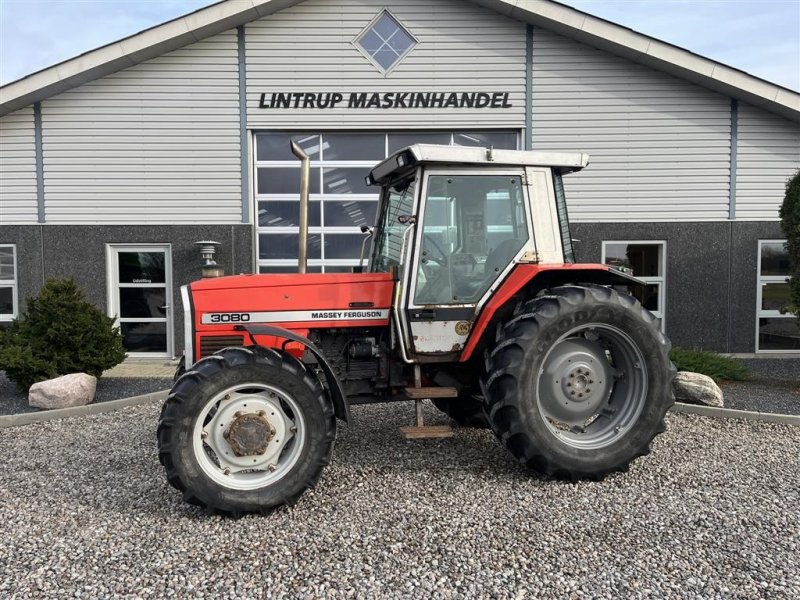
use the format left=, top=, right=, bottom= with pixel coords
left=157, top=346, right=336, bottom=515
left=481, top=285, right=674, bottom=480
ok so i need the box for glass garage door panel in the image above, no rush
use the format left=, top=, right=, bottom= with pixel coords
left=255, top=131, right=519, bottom=273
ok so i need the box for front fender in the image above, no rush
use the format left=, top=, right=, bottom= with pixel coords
left=235, top=324, right=350, bottom=423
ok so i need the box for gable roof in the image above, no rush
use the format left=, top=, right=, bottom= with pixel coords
left=1, top=0, right=798, bottom=121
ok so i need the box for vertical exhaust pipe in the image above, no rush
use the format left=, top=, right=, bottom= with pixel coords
left=291, top=141, right=310, bottom=274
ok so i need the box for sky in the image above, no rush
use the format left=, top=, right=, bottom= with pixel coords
left=0, top=0, right=798, bottom=91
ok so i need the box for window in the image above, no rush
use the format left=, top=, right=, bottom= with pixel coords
left=602, top=241, right=666, bottom=326
left=354, top=10, right=418, bottom=74
left=414, top=173, right=528, bottom=305
left=0, top=245, right=17, bottom=321
left=757, top=240, right=799, bottom=352
left=255, top=131, right=518, bottom=273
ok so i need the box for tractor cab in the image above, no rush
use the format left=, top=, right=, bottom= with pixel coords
left=366, top=144, right=589, bottom=357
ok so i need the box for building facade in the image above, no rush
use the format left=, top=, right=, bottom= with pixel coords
left=1, top=0, right=799, bottom=357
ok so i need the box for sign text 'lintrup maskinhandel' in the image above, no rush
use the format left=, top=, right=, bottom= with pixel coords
left=258, top=91, right=513, bottom=110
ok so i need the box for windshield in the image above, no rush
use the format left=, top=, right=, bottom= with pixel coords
left=371, top=175, right=417, bottom=272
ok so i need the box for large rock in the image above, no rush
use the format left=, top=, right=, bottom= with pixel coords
left=672, top=371, right=724, bottom=408
left=29, top=373, right=97, bottom=410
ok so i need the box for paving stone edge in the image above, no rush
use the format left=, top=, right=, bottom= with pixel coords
left=1, top=394, right=797, bottom=429
left=671, top=402, right=800, bottom=426
left=0, top=390, right=169, bottom=429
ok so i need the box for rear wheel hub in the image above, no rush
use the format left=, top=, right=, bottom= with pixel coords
left=224, top=413, right=275, bottom=457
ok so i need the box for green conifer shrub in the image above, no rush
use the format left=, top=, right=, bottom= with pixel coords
left=779, top=169, right=800, bottom=317
left=0, top=278, right=126, bottom=391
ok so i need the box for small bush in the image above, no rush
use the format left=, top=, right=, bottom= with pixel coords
left=0, top=278, right=126, bottom=391
left=669, top=347, right=750, bottom=382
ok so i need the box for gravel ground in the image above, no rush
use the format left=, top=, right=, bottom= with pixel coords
left=741, top=358, right=800, bottom=381
left=0, top=401, right=798, bottom=599
left=0, top=373, right=172, bottom=416
left=721, top=379, right=800, bottom=415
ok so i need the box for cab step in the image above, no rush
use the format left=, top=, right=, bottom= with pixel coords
left=400, top=368, right=455, bottom=440
left=403, top=386, right=458, bottom=399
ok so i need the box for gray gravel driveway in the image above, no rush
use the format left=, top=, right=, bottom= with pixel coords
left=0, top=401, right=798, bottom=599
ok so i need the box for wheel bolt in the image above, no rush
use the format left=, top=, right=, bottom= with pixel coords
left=234, top=411, right=243, bottom=418
left=578, top=393, right=583, bottom=398
left=566, top=382, right=572, bottom=387
left=201, top=431, right=208, bottom=440
left=570, top=391, right=575, bottom=396
left=224, top=394, right=230, bottom=400
left=258, top=410, right=266, bottom=417
left=223, top=468, right=231, bottom=475
left=569, top=373, right=575, bottom=378
left=589, top=380, right=594, bottom=384
left=268, top=464, right=277, bottom=472
left=290, top=426, right=298, bottom=433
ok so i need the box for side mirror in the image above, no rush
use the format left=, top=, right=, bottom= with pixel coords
left=359, top=226, right=375, bottom=271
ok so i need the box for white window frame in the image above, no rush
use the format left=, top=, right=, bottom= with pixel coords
left=105, top=244, right=174, bottom=358
left=254, top=131, right=520, bottom=274
left=352, top=9, right=419, bottom=76
left=0, top=244, right=18, bottom=322
left=601, top=240, right=666, bottom=330
left=756, top=239, right=799, bottom=354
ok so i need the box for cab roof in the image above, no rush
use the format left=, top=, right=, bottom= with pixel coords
left=367, top=144, right=590, bottom=186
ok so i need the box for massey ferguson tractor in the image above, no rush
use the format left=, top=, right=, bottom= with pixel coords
left=158, top=144, right=675, bottom=515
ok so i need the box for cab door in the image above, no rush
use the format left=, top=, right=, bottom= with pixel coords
left=400, top=169, right=534, bottom=356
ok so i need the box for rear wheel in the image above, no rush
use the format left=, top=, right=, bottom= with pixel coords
left=432, top=395, right=489, bottom=428
left=481, top=285, right=674, bottom=480
left=157, top=346, right=335, bottom=515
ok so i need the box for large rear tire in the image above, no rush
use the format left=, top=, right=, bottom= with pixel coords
left=157, top=346, right=336, bottom=515
left=481, top=285, right=674, bottom=480
left=432, top=395, right=489, bottom=428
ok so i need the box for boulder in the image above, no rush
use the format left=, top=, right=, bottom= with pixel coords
left=29, top=373, right=97, bottom=410
left=672, top=371, right=724, bottom=407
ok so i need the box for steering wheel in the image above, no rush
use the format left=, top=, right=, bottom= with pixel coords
left=422, top=234, right=449, bottom=267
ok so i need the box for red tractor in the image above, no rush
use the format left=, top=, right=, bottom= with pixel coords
left=158, top=144, right=674, bottom=515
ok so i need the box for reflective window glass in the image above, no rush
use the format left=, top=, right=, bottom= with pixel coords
left=259, top=234, right=322, bottom=260
left=323, top=167, right=372, bottom=195
left=758, top=318, right=800, bottom=351
left=121, top=322, right=167, bottom=353
left=761, top=283, right=790, bottom=312
left=256, top=133, right=320, bottom=161
left=324, top=201, right=378, bottom=227
left=0, top=247, right=14, bottom=280
left=325, top=234, right=366, bottom=260
left=454, top=132, right=517, bottom=149
left=118, top=252, right=165, bottom=284
left=388, top=133, right=451, bottom=154
left=258, top=201, right=321, bottom=228
left=604, top=244, right=662, bottom=277
left=760, top=241, right=790, bottom=276
left=322, top=134, right=384, bottom=161
left=257, top=168, right=321, bottom=195
left=120, top=288, right=166, bottom=319
left=0, top=287, right=12, bottom=315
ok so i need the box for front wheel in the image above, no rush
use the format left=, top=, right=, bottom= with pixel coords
left=157, top=346, right=336, bottom=515
left=481, top=285, right=675, bottom=480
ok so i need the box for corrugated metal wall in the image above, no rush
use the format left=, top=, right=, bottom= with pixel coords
left=736, top=103, right=800, bottom=221
left=40, top=32, right=242, bottom=224
left=245, top=0, right=526, bottom=129
left=0, top=107, right=38, bottom=224
left=531, top=27, right=733, bottom=223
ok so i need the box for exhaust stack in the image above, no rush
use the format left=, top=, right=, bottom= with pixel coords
left=291, top=141, right=311, bottom=274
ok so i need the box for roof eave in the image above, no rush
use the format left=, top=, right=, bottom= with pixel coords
left=0, top=0, right=297, bottom=115
left=473, top=0, right=800, bottom=122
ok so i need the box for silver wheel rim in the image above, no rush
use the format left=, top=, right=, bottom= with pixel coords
left=192, top=382, right=306, bottom=491
left=537, top=323, right=648, bottom=450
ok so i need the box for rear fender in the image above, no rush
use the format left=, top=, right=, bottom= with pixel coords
left=236, top=324, right=350, bottom=423
left=460, top=264, right=646, bottom=362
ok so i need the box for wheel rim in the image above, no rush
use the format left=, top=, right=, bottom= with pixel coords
left=537, top=323, right=647, bottom=450
left=192, top=382, right=306, bottom=491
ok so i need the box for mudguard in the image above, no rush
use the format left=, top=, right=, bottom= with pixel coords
left=235, top=324, right=350, bottom=423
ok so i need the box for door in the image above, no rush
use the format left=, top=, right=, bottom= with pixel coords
left=107, top=244, right=174, bottom=358
left=401, top=169, right=533, bottom=355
